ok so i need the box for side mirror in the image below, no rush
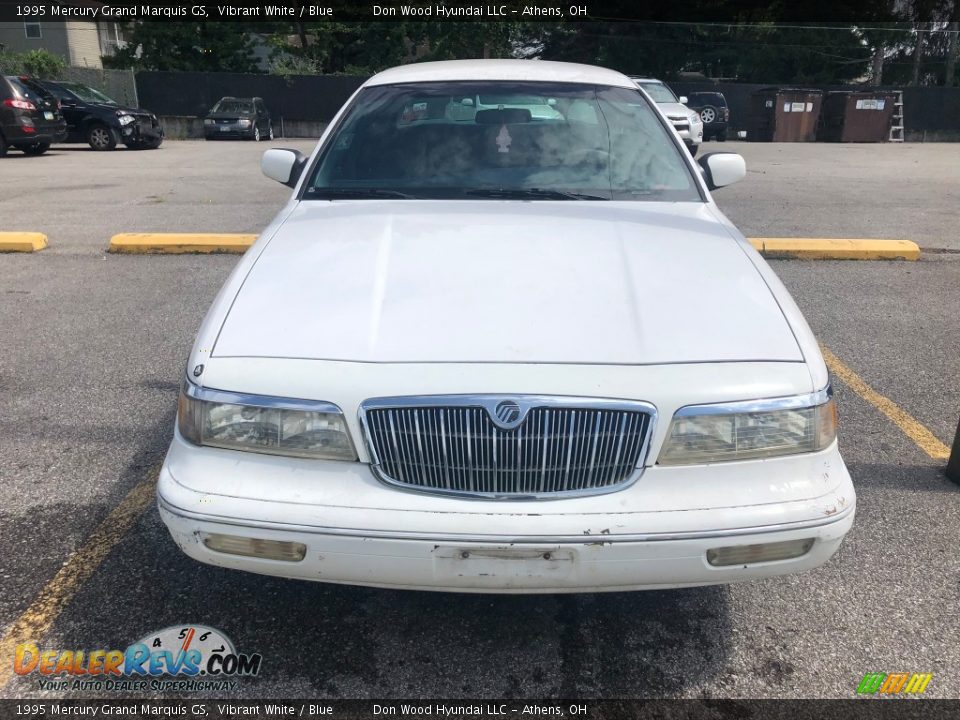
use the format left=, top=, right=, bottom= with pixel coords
left=60, top=97, right=77, bottom=107
left=261, top=148, right=307, bottom=188
left=698, top=152, right=746, bottom=190
left=679, top=96, right=688, bottom=105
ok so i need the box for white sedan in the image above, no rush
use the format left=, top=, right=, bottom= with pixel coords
left=159, top=60, right=854, bottom=593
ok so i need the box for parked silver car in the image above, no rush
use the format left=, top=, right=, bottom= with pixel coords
left=631, top=77, right=703, bottom=156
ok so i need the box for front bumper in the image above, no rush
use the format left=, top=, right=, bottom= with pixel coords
left=158, top=433, right=855, bottom=593
left=120, top=119, right=163, bottom=144
left=204, top=123, right=254, bottom=139
left=671, top=121, right=703, bottom=147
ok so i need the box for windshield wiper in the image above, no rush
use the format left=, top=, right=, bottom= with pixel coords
left=307, top=187, right=414, bottom=199
left=464, top=188, right=609, bottom=201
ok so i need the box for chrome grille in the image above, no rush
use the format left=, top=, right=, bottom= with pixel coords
left=361, top=396, right=654, bottom=498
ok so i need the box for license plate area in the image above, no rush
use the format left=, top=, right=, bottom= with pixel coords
left=434, top=545, right=576, bottom=584
left=44, top=111, right=54, bottom=120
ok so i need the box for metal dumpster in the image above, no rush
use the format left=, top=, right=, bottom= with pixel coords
left=748, top=88, right=823, bottom=142
left=819, top=91, right=899, bottom=142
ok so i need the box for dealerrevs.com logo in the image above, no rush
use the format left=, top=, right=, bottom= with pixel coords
left=856, top=672, right=933, bottom=696
left=14, top=625, right=261, bottom=692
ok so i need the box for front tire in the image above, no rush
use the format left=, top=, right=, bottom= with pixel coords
left=268, top=123, right=274, bottom=141
left=21, top=142, right=50, bottom=156
left=87, top=123, right=118, bottom=151
left=0, top=133, right=8, bottom=157
left=253, top=125, right=261, bottom=142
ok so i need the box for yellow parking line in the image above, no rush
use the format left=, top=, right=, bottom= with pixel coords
left=0, top=474, right=157, bottom=689
left=822, top=345, right=950, bottom=460
left=0, top=232, right=47, bottom=252
left=749, top=238, right=920, bottom=260
left=109, top=233, right=256, bottom=254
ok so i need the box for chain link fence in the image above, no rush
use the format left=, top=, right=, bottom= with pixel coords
left=59, top=67, right=138, bottom=107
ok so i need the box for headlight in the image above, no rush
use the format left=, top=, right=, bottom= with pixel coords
left=658, top=388, right=837, bottom=465
left=688, top=112, right=703, bottom=126
left=117, top=114, right=135, bottom=126
left=178, top=382, right=357, bottom=461
left=238, top=118, right=252, bottom=128
left=204, top=118, right=214, bottom=126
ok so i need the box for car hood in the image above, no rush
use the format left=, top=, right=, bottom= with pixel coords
left=213, top=201, right=802, bottom=365
left=657, top=102, right=692, bottom=119
left=206, top=111, right=253, bottom=119
left=92, top=102, right=150, bottom=116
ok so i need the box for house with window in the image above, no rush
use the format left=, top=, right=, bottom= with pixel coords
left=0, top=20, right=126, bottom=69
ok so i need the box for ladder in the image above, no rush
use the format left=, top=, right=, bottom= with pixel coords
left=889, top=91, right=904, bottom=142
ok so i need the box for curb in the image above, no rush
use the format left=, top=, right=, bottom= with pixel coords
left=108, top=233, right=257, bottom=254
left=99, top=235, right=919, bottom=260
left=0, top=232, right=47, bottom=253
left=748, top=238, right=920, bottom=261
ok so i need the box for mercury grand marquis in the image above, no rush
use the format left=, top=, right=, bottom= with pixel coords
left=158, top=60, right=855, bottom=593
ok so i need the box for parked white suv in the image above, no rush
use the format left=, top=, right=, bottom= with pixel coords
left=631, top=77, right=703, bottom=156
left=159, top=60, right=854, bottom=593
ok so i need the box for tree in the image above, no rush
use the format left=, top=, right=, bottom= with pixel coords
left=943, top=0, right=959, bottom=85
left=528, top=22, right=874, bottom=84
left=104, top=22, right=260, bottom=72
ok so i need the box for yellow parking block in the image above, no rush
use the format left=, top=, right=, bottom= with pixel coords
left=748, top=238, right=919, bottom=260
left=109, top=233, right=257, bottom=254
left=0, top=232, right=47, bottom=252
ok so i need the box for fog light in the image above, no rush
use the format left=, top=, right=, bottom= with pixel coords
left=706, top=538, right=814, bottom=566
left=202, top=533, right=306, bottom=562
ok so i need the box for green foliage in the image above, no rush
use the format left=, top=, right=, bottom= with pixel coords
left=278, top=22, right=411, bottom=75
left=262, top=21, right=522, bottom=75
left=268, top=54, right=322, bottom=76
left=0, top=48, right=66, bottom=78
left=93, top=0, right=955, bottom=87
left=104, top=22, right=260, bottom=72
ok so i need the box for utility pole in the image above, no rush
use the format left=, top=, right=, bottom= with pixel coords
left=946, top=16, right=959, bottom=86
left=871, top=45, right=885, bottom=86
left=911, top=24, right=925, bottom=86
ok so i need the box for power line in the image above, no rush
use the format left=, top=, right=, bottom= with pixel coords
left=582, top=20, right=960, bottom=35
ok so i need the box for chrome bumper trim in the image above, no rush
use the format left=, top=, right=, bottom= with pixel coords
left=158, top=492, right=854, bottom=545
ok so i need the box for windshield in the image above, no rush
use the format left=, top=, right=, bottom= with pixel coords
left=637, top=82, right=679, bottom=104
left=212, top=100, right=253, bottom=114
left=58, top=82, right=117, bottom=105
left=305, top=81, right=699, bottom=202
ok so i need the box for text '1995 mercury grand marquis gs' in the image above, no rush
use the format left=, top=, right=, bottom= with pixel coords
left=158, top=60, right=854, bottom=593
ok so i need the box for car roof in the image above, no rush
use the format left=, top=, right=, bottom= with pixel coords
left=629, top=77, right=664, bottom=84
left=366, top=60, right=637, bottom=89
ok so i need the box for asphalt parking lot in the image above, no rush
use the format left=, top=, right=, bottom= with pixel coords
left=1, top=139, right=959, bottom=700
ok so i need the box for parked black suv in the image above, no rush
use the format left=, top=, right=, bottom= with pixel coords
left=1, top=75, right=66, bottom=156
left=204, top=97, right=273, bottom=141
left=37, top=80, right=163, bottom=150
left=685, top=91, right=730, bottom=141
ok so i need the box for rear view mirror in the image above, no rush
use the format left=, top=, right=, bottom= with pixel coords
left=261, top=148, right=307, bottom=188
left=475, top=108, right=532, bottom=125
left=698, top=152, right=746, bottom=190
